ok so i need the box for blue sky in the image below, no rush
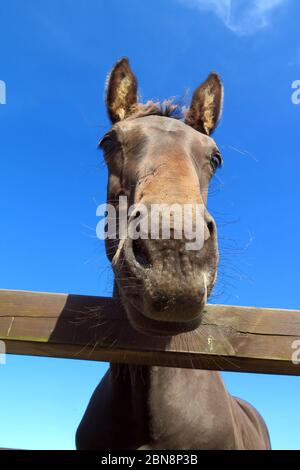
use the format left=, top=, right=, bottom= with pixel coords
left=0, top=0, right=300, bottom=450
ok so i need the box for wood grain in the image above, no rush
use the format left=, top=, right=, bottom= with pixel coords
left=1, top=289, right=300, bottom=375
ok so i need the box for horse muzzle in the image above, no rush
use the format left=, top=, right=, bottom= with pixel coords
left=113, top=232, right=218, bottom=336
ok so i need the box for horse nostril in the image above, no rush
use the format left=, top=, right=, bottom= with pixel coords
left=132, top=239, right=152, bottom=268
left=207, top=219, right=215, bottom=236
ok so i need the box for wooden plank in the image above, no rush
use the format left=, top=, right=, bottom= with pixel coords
left=0, top=289, right=300, bottom=375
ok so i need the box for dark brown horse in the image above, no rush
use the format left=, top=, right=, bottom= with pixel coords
left=76, top=58, right=271, bottom=450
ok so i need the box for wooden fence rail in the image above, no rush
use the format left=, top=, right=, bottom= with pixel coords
left=0, top=289, right=300, bottom=375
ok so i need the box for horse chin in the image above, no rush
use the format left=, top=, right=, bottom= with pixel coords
left=113, top=251, right=215, bottom=337
left=120, top=291, right=204, bottom=337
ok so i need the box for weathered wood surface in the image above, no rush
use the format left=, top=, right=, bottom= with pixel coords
left=0, top=289, right=300, bottom=375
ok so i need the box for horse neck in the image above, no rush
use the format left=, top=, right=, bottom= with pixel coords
left=110, top=280, right=221, bottom=404
left=109, top=282, right=240, bottom=448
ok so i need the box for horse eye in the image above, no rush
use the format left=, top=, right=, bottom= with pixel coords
left=210, top=151, right=223, bottom=172
left=99, top=134, right=118, bottom=157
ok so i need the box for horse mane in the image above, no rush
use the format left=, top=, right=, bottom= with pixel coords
left=129, top=99, right=187, bottom=121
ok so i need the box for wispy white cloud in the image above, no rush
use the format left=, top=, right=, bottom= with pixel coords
left=178, top=0, right=286, bottom=35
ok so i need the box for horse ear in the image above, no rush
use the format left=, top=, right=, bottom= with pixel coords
left=185, top=73, right=223, bottom=136
left=105, top=58, right=138, bottom=123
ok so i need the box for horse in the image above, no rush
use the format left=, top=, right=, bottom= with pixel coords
left=76, top=58, right=271, bottom=450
